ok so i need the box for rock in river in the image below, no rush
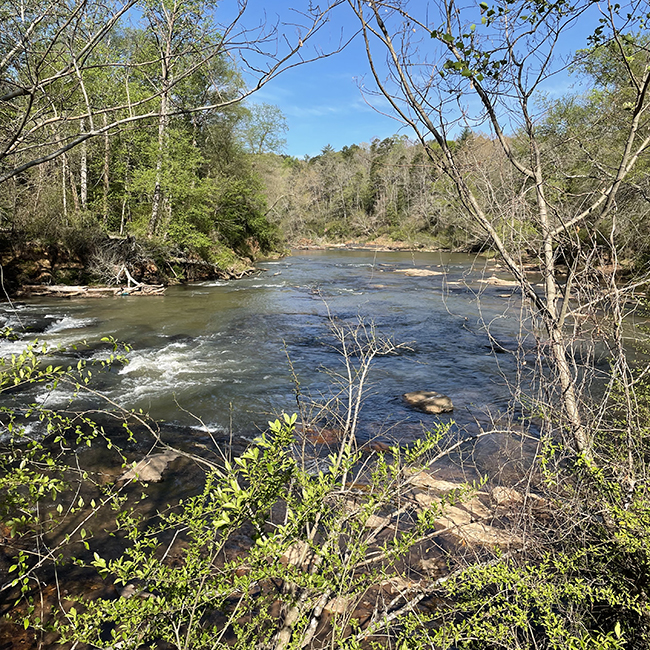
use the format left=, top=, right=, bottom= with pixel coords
left=118, top=450, right=182, bottom=483
left=393, top=268, right=444, bottom=277
left=403, top=390, right=454, bottom=414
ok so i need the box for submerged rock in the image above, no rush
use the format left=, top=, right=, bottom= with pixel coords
left=477, top=275, right=520, bottom=287
left=118, top=450, right=182, bottom=483
left=403, top=390, right=454, bottom=414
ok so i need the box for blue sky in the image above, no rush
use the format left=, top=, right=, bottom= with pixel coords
left=246, top=54, right=404, bottom=158
left=219, top=1, right=602, bottom=159
left=217, top=1, right=406, bottom=158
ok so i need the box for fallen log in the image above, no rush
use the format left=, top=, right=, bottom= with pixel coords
left=16, top=283, right=165, bottom=298
left=168, top=257, right=257, bottom=280
left=115, top=282, right=165, bottom=296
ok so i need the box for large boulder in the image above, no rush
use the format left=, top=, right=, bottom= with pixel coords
left=449, top=522, right=522, bottom=548
left=414, top=492, right=522, bottom=549
left=408, top=472, right=464, bottom=492
left=491, top=486, right=524, bottom=506
left=281, top=541, right=316, bottom=570
left=403, top=390, right=454, bottom=414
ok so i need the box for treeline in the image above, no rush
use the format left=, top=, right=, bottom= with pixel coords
left=257, top=41, right=650, bottom=266
left=256, top=134, right=476, bottom=249
left=3, top=0, right=650, bottom=288
left=4, top=92, right=279, bottom=275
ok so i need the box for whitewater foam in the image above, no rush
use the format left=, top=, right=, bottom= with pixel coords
left=46, top=316, right=97, bottom=333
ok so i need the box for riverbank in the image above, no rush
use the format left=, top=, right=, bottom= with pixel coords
left=0, top=234, right=260, bottom=298
left=0, top=404, right=536, bottom=650
left=0, top=230, right=460, bottom=300
left=4, top=230, right=641, bottom=309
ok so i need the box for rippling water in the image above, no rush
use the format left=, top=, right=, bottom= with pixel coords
left=1, top=250, right=536, bottom=442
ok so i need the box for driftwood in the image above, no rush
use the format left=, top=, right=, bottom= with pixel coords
left=116, top=283, right=165, bottom=296
left=16, top=261, right=255, bottom=297
left=15, top=264, right=166, bottom=298
left=17, top=283, right=165, bottom=298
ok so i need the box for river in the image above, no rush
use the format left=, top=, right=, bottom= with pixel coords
left=1, top=249, right=536, bottom=447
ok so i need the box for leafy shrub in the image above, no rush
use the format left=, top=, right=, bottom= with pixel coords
left=54, top=413, right=469, bottom=649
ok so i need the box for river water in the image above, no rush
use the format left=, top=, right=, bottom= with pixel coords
left=1, top=249, right=536, bottom=445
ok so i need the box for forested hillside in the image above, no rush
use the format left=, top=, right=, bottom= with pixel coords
left=3, top=0, right=650, bottom=291
left=257, top=38, right=650, bottom=264
left=0, top=0, right=316, bottom=290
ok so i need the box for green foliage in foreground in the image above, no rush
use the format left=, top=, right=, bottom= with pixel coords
left=54, top=414, right=457, bottom=649
left=1, top=335, right=650, bottom=649
left=51, top=417, right=648, bottom=650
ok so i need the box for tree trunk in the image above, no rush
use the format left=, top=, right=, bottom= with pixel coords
left=80, top=120, right=88, bottom=209
left=351, top=0, right=596, bottom=460
left=61, top=154, right=68, bottom=223
left=68, top=159, right=80, bottom=213
left=148, top=86, right=169, bottom=237
left=148, top=8, right=173, bottom=238
left=103, top=113, right=110, bottom=223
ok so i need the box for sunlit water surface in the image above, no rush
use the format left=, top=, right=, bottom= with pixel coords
left=1, top=250, right=539, bottom=444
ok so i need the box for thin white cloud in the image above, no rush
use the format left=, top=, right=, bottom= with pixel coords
left=284, top=104, right=347, bottom=118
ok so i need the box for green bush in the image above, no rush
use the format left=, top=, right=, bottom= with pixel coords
left=54, top=413, right=469, bottom=649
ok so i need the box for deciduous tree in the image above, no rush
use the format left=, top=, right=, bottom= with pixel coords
left=0, top=0, right=343, bottom=187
